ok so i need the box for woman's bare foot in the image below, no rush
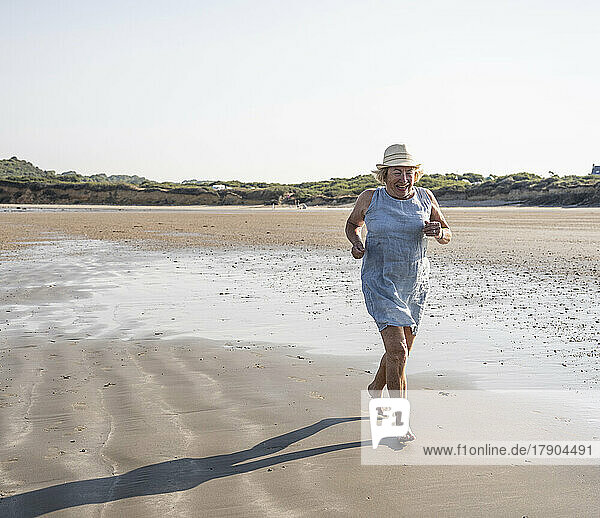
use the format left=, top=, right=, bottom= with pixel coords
left=397, top=427, right=416, bottom=442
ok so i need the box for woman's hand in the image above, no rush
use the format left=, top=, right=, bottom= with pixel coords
left=423, top=220, right=442, bottom=238
left=351, top=242, right=365, bottom=259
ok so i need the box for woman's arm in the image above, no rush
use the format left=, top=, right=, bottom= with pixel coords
left=345, top=189, right=375, bottom=258
left=424, top=189, right=452, bottom=245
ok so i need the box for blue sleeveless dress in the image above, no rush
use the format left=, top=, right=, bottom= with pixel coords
left=361, top=186, right=432, bottom=334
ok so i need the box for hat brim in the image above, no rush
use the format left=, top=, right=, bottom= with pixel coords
left=376, top=160, right=420, bottom=170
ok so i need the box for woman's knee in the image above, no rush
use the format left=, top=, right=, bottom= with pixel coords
left=385, top=343, right=408, bottom=364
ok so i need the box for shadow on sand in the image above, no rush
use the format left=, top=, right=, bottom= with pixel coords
left=1, top=417, right=368, bottom=517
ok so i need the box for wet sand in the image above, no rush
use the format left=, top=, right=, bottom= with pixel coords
left=1, top=334, right=598, bottom=517
left=1, top=206, right=599, bottom=516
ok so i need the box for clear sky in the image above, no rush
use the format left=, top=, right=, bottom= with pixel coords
left=1, top=0, right=598, bottom=182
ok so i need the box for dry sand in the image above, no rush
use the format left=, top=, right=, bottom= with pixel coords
left=1, top=205, right=599, bottom=517
left=2, top=204, right=600, bottom=273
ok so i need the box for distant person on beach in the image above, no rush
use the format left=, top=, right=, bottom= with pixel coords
left=345, top=144, right=452, bottom=441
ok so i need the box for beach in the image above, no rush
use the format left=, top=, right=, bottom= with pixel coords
left=1, top=205, right=599, bottom=517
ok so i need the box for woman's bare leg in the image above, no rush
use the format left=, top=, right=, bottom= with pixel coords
left=368, top=326, right=416, bottom=440
left=368, top=326, right=416, bottom=397
left=379, top=326, right=408, bottom=397
left=400, top=326, right=416, bottom=440
left=368, top=353, right=387, bottom=398
left=400, top=326, right=415, bottom=393
left=404, top=326, right=415, bottom=356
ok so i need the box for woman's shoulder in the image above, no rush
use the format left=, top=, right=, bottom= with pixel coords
left=417, top=186, right=434, bottom=202
left=363, top=187, right=380, bottom=194
left=358, top=187, right=378, bottom=203
left=348, top=188, right=378, bottom=224
left=354, top=188, right=378, bottom=215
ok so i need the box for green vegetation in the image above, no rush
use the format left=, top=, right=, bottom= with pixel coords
left=0, top=157, right=148, bottom=186
left=1, top=156, right=599, bottom=206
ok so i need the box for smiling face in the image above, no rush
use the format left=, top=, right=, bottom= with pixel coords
left=384, top=166, right=418, bottom=198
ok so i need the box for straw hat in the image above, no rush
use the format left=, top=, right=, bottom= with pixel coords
left=375, top=144, right=419, bottom=170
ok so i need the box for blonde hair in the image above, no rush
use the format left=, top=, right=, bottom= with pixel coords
left=372, top=166, right=424, bottom=185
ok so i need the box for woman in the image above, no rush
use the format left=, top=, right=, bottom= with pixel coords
left=345, top=144, right=452, bottom=441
